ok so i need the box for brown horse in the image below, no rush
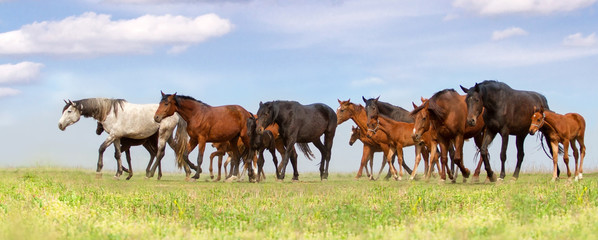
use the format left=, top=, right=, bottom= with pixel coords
left=336, top=99, right=413, bottom=180
left=529, top=107, right=586, bottom=181
left=366, top=113, right=435, bottom=180
left=349, top=125, right=391, bottom=180
left=411, top=89, right=485, bottom=182
left=210, top=140, right=264, bottom=182
left=154, top=92, right=255, bottom=181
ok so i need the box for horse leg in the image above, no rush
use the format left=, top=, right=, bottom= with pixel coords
left=480, top=130, right=497, bottom=182
left=322, top=130, right=335, bottom=181
left=579, top=137, right=586, bottom=180
left=395, top=146, right=405, bottom=181
left=454, top=135, right=470, bottom=182
left=124, top=148, right=133, bottom=180
left=280, top=137, right=297, bottom=180
left=562, top=140, right=572, bottom=179
left=257, top=148, right=266, bottom=182
left=571, top=141, right=579, bottom=181
left=410, top=144, right=423, bottom=180
left=313, top=139, right=328, bottom=180
left=425, top=142, right=438, bottom=180
left=448, top=143, right=457, bottom=183
left=273, top=139, right=285, bottom=180
left=147, top=133, right=179, bottom=179
left=550, top=140, right=559, bottom=181
left=215, top=154, right=223, bottom=182
left=209, top=151, right=218, bottom=179
left=191, top=139, right=206, bottom=180
left=97, top=136, right=116, bottom=179
left=368, top=152, right=375, bottom=180
left=472, top=134, right=484, bottom=182
left=438, top=140, right=452, bottom=182
left=356, top=145, right=373, bottom=179
left=376, top=153, right=387, bottom=180
left=512, top=134, right=527, bottom=180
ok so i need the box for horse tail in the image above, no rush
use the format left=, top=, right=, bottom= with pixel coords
left=297, top=143, right=315, bottom=161
left=173, top=116, right=189, bottom=169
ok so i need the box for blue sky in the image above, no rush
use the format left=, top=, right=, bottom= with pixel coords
left=0, top=0, right=597, bottom=177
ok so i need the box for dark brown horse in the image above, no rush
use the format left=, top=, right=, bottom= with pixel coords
left=366, top=113, right=435, bottom=180
left=255, top=100, right=336, bottom=181
left=154, top=92, right=255, bottom=182
left=411, top=89, right=485, bottom=182
left=529, top=107, right=586, bottom=181
left=95, top=122, right=164, bottom=180
left=246, top=117, right=292, bottom=182
left=336, top=99, right=412, bottom=180
left=462, top=80, right=550, bottom=181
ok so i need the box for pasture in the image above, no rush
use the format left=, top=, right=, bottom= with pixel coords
left=1, top=167, right=597, bottom=239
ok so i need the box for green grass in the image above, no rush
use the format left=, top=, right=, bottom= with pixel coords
left=1, top=168, right=598, bottom=239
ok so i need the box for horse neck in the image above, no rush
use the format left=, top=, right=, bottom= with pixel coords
left=541, top=111, right=562, bottom=135
left=350, top=104, right=370, bottom=132
left=175, top=99, right=210, bottom=123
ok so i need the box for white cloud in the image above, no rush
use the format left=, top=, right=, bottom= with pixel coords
left=453, top=0, right=597, bottom=15
left=0, top=87, right=20, bottom=98
left=563, top=33, right=596, bottom=47
left=0, top=12, right=233, bottom=56
left=492, top=27, right=528, bottom=41
left=0, top=62, right=44, bottom=84
left=351, top=77, right=385, bottom=87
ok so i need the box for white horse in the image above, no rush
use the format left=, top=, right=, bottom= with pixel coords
left=58, top=98, right=193, bottom=180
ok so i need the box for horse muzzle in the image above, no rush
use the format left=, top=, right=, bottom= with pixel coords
left=412, top=133, right=422, bottom=142
left=58, top=123, right=65, bottom=131
left=467, top=118, right=477, bottom=127
left=154, top=115, right=163, bottom=123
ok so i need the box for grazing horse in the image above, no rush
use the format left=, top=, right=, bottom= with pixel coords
left=366, top=113, right=435, bottom=180
left=411, top=89, right=485, bottom=182
left=96, top=122, right=161, bottom=180
left=58, top=98, right=191, bottom=179
left=336, top=99, right=412, bottom=180
left=154, top=92, right=255, bottom=181
left=529, top=107, right=586, bottom=181
left=461, top=80, right=550, bottom=181
left=255, top=101, right=337, bottom=181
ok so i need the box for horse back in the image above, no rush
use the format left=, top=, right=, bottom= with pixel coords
left=277, top=102, right=336, bottom=142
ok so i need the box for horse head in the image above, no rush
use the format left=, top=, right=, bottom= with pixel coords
left=58, top=99, right=82, bottom=131
left=349, top=125, right=360, bottom=146
left=463, top=83, right=484, bottom=127
left=336, top=99, right=354, bottom=125
left=410, top=101, right=430, bottom=143
left=255, top=101, right=278, bottom=134
left=529, top=106, right=545, bottom=135
left=363, top=96, right=380, bottom=125
left=246, top=115, right=262, bottom=150
left=154, top=91, right=178, bottom=123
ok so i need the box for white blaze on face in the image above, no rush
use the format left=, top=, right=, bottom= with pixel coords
left=412, top=128, right=416, bottom=135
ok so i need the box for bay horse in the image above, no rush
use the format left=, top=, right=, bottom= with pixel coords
left=461, top=80, right=550, bottom=181
left=154, top=92, right=256, bottom=182
left=255, top=100, right=337, bottom=181
left=366, top=113, right=435, bottom=180
left=529, top=107, right=586, bottom=181
left=96, top=122, right=163, bottom=180
left=336, top=99, right=412, bottom=180
left=410, top=89, right=485, bottom=182
left=58, top=98, right=191, bottom=179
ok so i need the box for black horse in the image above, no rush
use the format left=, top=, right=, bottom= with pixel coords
left=255, top=101, right=337, bottom=181
left=461, top=80, right=550, bottom=181
left=246, top=116, right=294, bottom=182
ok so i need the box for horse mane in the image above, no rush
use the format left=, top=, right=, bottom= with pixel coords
left=163, top=94, right=211, bottom=107
left=374, top=100, right=410, bottom=114
left=74, top=98, right=127, bottom=121
left=410, top=89, right=454, bottom=121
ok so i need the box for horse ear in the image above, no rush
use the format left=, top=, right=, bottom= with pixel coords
left=362, top=96, right=367, bottom=103
left=161, top=91, right=165, bottom=97
left=259, top=101, right=263, bottom=107
left=460, top=85, right=469, bottom=93
left=63, top=99, right=68, bottom=104
left=375, top=96, right=380, bottom=102
left=173, top=92, right=177, bottom=97
left=412, top=102, right=418, bottom=109
left=421, top=97, right=426, bottom=103
left=337, top=99, right=342, bottom=104
left=69, top=100, right=76, bottom=106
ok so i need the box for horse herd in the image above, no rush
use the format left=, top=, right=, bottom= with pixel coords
left=58, top=80, right=586, bottom=183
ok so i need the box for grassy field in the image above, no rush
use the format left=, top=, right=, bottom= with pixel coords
left=1, top=168, right=597, bottom=239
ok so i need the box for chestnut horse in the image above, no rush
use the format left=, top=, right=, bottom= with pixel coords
left=366, top=113, right=435, bottom=180
left=255, top=101, right=336, bottom=181
left=336, top=99, right=412, bottom=180
left=529, top=107, right=586, bottom=181
left=154, top=92, right=255, bottom=181
left=348, top=125, right=391, bottom=180
left=462, top=81, right=550, bottom=181
left=411, top=89, right=485, bottom=182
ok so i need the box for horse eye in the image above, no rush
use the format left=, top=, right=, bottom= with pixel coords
left=67, top=110, right=72, bottom=113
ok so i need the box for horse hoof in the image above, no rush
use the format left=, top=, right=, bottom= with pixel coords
left=471, top=176, right=480, bottom=183
left=579, top=173, right=583, bottom=180
left=126, top=176, right=132, bottom=180
left=510, top=177, right=518, bottom=182
left=113, top=176, right=120, bottom=180
left=213, top=177, right=221, bottom=182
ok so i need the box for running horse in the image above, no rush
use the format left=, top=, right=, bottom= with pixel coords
left=529, top=107, right=586, bottom=181
left=153, top=92, right=256, bottom=182
left=461, top=80, right=550, bottom=181
left=411, top=89, right=485, bottom=182
left=255, top=101, right=337, bottom=181
left=58, top=98, right=191, bottom=179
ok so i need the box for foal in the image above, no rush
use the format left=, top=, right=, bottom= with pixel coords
left=529, top=107, right=586, bottom=181
left=349, top=125, right=389, bottom=180
left=367, top=114, right=434, bottom=180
